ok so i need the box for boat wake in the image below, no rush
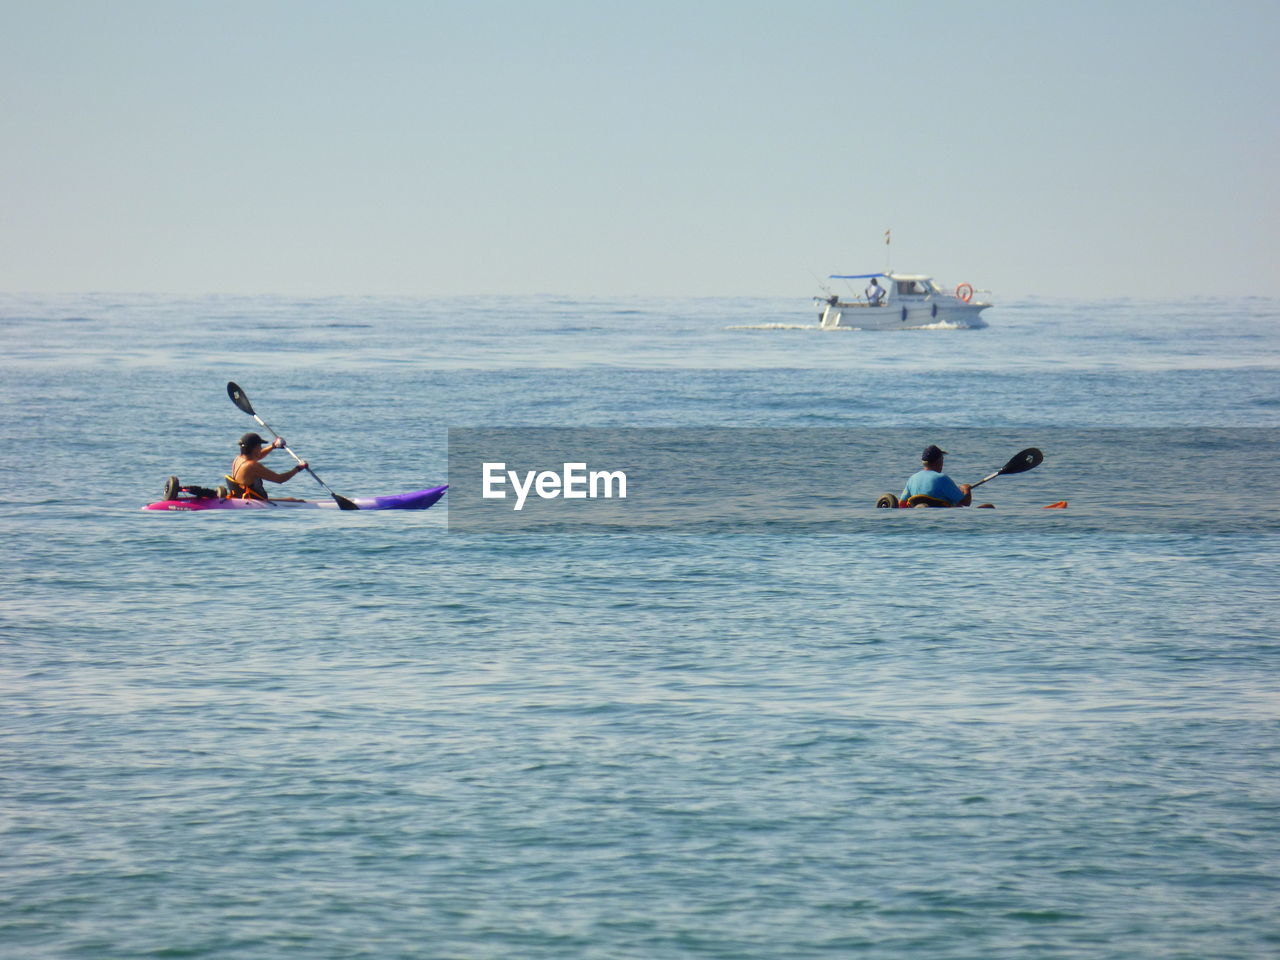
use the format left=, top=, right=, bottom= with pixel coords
left=914, top=319, right=987, bottom=331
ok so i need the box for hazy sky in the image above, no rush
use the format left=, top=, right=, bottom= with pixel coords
left=2, top=0, right=1276, bottom=298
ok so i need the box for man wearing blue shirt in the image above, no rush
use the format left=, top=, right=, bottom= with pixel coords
left=901, top=444, right=973, bottom=506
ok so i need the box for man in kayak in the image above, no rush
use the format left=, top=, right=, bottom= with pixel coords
left=901, top=444, right=972, bottom=507
left=229, top=432, right=308, bottom=500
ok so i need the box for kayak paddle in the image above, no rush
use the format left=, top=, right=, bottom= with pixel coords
left=226, top=382, right=359, bottom=510
left=970, top=447, right=1043, bottom=489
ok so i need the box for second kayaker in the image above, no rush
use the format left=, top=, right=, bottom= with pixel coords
left=229, top=432, right=308, bottom=500
left=901, top=444, right=973, bottom=507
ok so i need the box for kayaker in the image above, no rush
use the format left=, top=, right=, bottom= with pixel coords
left=229, top=432, right=307, bottom=500
left=901, top=444, right=972, bottom=507
left=866, top=277, right=887, bottom=306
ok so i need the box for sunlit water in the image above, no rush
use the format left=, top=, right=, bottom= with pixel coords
left=2, top=293, right=1278, bottom=959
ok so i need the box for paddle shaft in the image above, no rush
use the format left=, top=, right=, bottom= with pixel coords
left=247, top=411, right=314, bottom=475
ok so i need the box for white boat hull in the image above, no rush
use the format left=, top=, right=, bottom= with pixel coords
left=819, top=300, right=989, bottom=330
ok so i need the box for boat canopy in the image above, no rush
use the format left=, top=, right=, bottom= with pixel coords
left=830, top=273, right=934, bottom=280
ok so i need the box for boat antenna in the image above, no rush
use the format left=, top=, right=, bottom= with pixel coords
left=884, top=228, right=892, bottom=274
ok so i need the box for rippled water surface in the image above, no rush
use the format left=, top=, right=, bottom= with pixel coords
left=2, top=293, right=1279, bottom=958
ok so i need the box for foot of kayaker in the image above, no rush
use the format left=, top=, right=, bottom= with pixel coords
left=901, top=444, right=973, bottom=507
left=229, top=432, right=308, bottom=501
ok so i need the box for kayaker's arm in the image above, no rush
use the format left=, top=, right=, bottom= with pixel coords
left=244, top=460, right=308, bottom=485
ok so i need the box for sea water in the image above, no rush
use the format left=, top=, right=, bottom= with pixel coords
left=1, top=293, right=1278, bottom=959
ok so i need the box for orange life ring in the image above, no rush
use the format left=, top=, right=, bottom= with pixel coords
left=955, top=283, right=974, bottom=303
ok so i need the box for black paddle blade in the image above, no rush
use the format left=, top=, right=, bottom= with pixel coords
left=334, top=494, right=360, bottom=511
left=227, top=382, right=255, bottom=416
left=1000, top=447, right=1043, bottom=476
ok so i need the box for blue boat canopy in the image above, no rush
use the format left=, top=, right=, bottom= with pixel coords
left=829, top=273, right=887, bottom=279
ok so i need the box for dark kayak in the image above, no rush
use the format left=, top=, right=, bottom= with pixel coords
left=876, top=493, right=1066, bottom=509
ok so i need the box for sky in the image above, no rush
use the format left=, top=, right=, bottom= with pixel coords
left=1, top=0, right=1277, bottom=299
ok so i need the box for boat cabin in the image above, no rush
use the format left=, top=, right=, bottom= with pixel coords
left=826, top=273, right=946, bottom=305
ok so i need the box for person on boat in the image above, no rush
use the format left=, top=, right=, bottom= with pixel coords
left=901, top=444, right=972, bottom=507
left=866, top=278, right=887, bottom=306
left=229, top=432, right=307, bottom=500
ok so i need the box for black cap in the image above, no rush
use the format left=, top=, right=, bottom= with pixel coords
left=239, top=432, right=265, bottom=453
left=921, top=444, right=947, bottom=461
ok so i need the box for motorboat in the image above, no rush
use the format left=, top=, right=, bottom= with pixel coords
left=816, top=272, right=991, bottom=330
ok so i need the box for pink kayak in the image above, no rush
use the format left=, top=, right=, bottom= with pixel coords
left=143, top=485, right=447, bottom=512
